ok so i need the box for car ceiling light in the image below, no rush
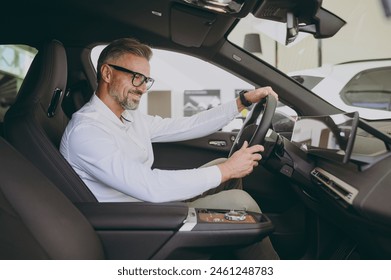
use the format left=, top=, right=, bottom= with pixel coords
left=151, top=10, right=163, bottom=16
left=182, top=0, right=245, bottom=14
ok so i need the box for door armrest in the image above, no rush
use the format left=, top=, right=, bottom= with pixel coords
left=76, top=202, right=188, bottom=230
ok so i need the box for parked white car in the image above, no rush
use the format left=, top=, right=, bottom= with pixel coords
left=289, top=59, right=391, bottom=120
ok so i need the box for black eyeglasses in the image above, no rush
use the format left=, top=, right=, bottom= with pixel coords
left=108, top=64, right=154, bottom=90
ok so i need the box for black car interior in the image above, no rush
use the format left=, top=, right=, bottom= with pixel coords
left=2, top=0, right=391, bottom=261
left=1, top=39, right=275, bottom=259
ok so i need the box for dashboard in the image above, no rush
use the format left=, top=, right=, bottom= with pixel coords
left=266, top=112, right=391, bottom=256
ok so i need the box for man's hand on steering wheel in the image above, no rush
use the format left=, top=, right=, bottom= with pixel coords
left=236, top=86, right=279, bottom=112
left=218, top=141, right=264, bottom=183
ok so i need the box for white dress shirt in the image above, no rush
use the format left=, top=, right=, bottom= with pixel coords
left=60, top=94, right=240, bottom=203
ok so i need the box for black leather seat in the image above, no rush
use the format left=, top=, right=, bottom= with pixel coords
left=0, top=137, right=104, bottom=259
left=3, top=40, right=96, bottom=203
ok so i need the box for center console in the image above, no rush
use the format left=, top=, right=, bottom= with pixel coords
left=153, top=207, right=274, bottom=259
left=180, top=208, right=272, bottom=231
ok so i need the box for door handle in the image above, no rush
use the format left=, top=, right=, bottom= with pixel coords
left=208, top=140, right=227, bottom=147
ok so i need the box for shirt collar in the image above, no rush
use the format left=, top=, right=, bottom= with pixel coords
left=90, top=94, right=132, bottom=127
left=121, top=110, right=134, bottom=123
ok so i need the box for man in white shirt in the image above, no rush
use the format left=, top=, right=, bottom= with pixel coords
left=60, top=38, right=279, bottom=259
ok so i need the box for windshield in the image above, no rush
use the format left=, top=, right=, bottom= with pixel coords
left=228, top=0, right=391, bottom=120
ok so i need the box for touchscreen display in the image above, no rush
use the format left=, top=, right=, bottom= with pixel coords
left=291, top=112, right=359, bottom=163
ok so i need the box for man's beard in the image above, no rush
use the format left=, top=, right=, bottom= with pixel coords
left=109, top=89, right=142, bottom=110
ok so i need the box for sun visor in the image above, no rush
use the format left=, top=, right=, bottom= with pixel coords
left=170, top=4, right=216, bottom=47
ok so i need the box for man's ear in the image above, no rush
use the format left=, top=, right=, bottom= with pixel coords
left=100, top=64, right=112, bottom=83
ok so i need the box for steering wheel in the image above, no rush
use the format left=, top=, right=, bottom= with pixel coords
left=228, top=95, right=277, bottom=157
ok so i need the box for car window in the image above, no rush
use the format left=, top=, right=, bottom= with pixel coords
left=0, top=45, right=37, bottom=122
left=91, top=47, right=297, bottom=131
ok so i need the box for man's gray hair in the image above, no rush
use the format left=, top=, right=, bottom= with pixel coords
left=97, top=38, right=153, bottom=81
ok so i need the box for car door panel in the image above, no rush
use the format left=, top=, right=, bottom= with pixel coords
left=152, top=131, right=236, bottom=170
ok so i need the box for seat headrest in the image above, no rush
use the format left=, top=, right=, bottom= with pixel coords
left=12, top=39, right=68, bottom=114
left=4, top=40, right=69, bottom=148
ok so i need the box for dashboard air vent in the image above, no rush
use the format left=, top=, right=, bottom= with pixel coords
left=311, top=167, right=358, bottom=205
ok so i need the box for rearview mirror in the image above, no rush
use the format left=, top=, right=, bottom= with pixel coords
left=253, top=0, right=346, bottom=45
left=286, top=12, right=298, bottom=44
left=299, top=8, right=346, bottom=39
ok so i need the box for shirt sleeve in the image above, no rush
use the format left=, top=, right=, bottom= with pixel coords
left=66, top=123, right=222, bottom=203
left=146, top=100, right=239, bottom=142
